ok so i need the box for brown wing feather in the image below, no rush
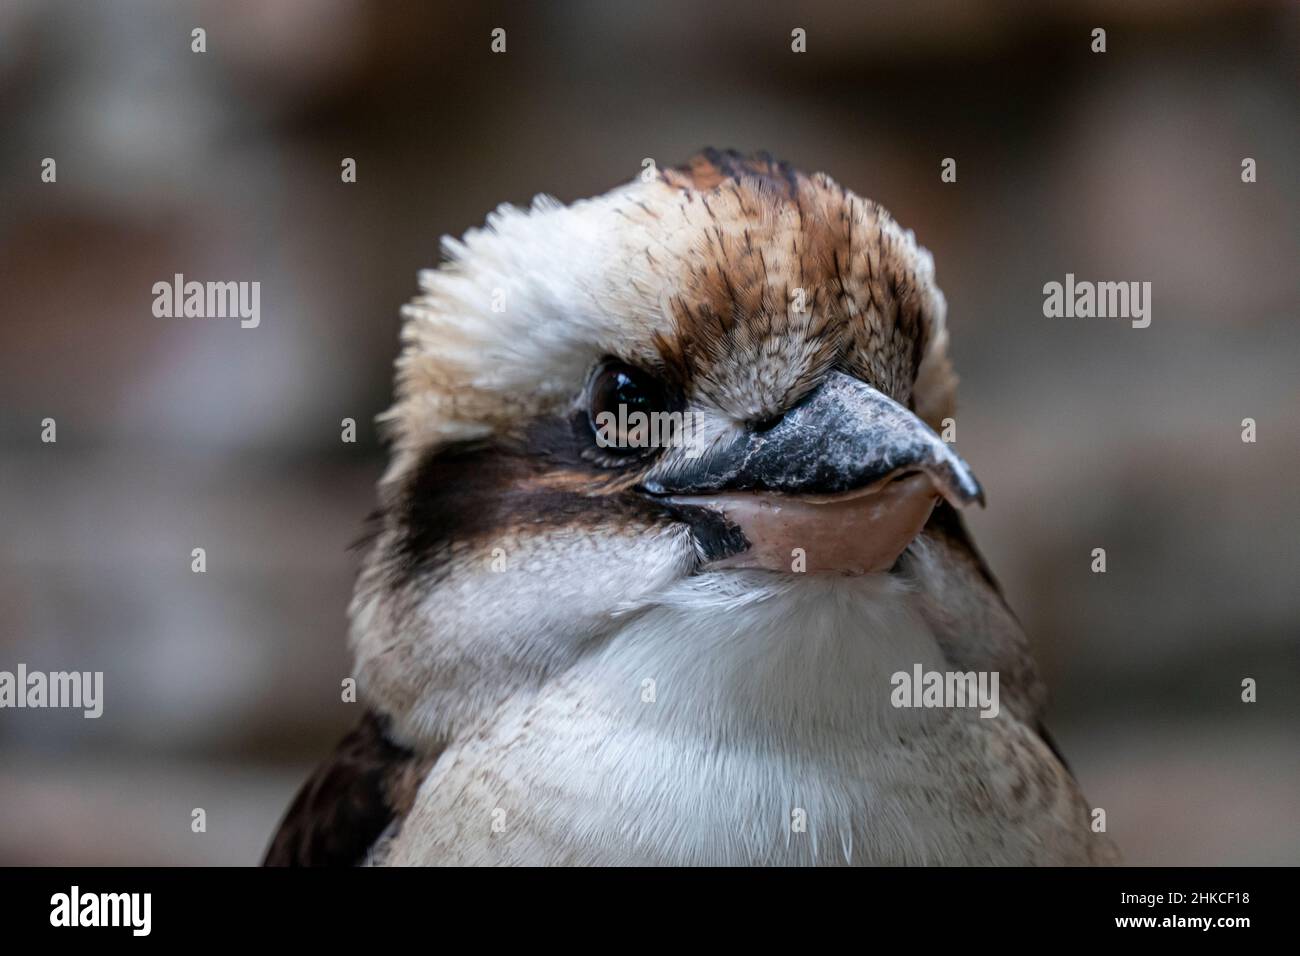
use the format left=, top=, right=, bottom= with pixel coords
left=923, top=501, right=1078, bottom=777
left=263, top=709, right=434, bottom=867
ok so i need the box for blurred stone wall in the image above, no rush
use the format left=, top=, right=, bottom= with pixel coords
left=0, top=0, right=1296, bottom=864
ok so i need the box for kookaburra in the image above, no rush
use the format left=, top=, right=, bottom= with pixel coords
left=266, top=150, right=1117, bottom=866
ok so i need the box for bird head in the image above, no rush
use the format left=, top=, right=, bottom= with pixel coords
left=351, top=149, right=984, bottom=742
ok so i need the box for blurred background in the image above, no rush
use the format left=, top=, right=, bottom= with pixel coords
left=0, top=0, right=1296, bottom=865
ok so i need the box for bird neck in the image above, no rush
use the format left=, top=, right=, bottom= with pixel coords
left=592, top=571, right=951, bottom=738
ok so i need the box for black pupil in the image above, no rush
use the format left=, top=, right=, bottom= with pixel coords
left=594, top=365, right=661, bottom=417
left=609, top=371, right=648, bottom=411
left=589, top=362, right=668, bottom=455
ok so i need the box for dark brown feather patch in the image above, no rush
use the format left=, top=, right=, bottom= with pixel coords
left=263, top=710, right=434, bottom=867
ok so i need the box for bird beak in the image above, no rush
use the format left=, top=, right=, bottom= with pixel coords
left=641, top=371, right=984, bottom=574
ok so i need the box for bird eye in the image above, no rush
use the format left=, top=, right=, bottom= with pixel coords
left=587, top=360, right=672, bottom=457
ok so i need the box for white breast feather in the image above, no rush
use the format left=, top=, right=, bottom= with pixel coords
left=379, top=573, right=1091, bottom=865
